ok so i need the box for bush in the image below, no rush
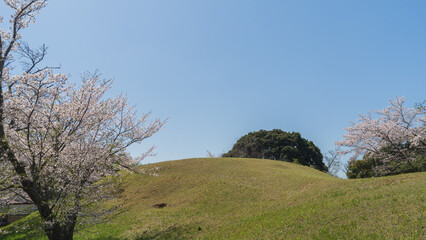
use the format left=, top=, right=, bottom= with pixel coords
left=347, top=147, right=426, bottom=179
left=346, top=158, right=377, bottom=179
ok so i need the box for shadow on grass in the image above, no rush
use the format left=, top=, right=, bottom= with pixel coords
left=89, top=237, right=123, bottom=240
left=135, top=225, right=193, bottom=240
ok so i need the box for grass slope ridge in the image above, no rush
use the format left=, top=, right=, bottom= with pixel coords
left=1, top=158, right=425, bottom=239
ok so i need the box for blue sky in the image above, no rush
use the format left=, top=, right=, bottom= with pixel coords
left=1, top=1, right=425, bottom=177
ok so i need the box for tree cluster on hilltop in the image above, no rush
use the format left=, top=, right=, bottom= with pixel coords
left=223, top=129, right=327, bottom=172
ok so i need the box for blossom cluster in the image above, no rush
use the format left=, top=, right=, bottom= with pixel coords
left=0, top=0, right=166, bottom=232
left=1, top=1, right=47, bottom=66
left=336, top=97, right=425, bottom=174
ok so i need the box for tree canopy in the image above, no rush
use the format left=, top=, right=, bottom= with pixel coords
left=0, top=1, right=165, bottom=239
left=223, top=129, right=326, bottom=171
left=337, top=97, right=425, bottom=178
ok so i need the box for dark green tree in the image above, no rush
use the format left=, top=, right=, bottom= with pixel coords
left=346, top=145, right=426, bottom=179
left=223, top=129, right=327, bottom=171
left=346, top=155, right=379, bottom=179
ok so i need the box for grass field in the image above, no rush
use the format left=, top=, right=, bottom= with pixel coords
left=1, top=158, right=425, bottom=239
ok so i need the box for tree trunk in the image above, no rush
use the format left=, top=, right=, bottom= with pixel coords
left=44, top=222, right=76, bottom=240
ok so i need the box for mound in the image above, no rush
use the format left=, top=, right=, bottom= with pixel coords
left=1, top=158, right=425, bottom=239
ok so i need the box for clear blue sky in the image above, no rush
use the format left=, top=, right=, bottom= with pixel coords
left=1, top=1, right=425, bottom=176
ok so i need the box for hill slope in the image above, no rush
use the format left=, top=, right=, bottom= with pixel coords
left=1, top=158, right=425, bottom=239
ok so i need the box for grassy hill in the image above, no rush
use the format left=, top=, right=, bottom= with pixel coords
left=1, top=158, right=425, bottom=239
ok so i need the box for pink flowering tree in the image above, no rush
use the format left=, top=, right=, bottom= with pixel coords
left=336, top=97, right=425, bottom=177
left=0, top=1, right=165, bottom=239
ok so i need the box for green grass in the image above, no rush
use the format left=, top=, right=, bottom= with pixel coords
left=1, top=158, right=425, bottom=239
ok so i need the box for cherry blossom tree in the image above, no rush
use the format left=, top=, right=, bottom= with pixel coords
left=0, top=1, right=165, bottom=239
left=336, top=97, right=425, bottom=177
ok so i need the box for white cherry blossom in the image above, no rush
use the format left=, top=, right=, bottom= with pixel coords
left=0, top=1, right=165, bottom=239
left=336, top=96, right=425, bottom=176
